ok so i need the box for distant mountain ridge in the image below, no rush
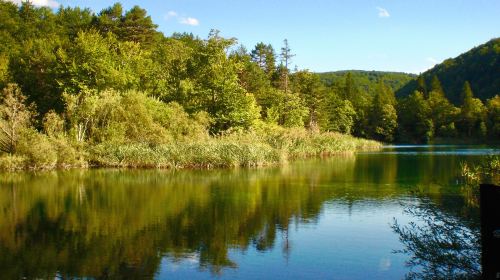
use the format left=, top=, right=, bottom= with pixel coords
left=395, top=38, right=500, bottom=104
left=317, top=70, right=415, bottom=94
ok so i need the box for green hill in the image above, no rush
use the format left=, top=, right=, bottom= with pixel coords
left=318, top=70, right=415, bottom=95
left=396, top=38, right=500, bottom=104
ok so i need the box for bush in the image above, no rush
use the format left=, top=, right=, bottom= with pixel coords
left=51, top=136, right=87, bottom=168
left=17, top=129, right=57, bottom=169
left=0, top=154, right=27, bottom=170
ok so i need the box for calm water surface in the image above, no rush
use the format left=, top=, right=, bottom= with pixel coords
left=0, top=145, right=496, bottom=279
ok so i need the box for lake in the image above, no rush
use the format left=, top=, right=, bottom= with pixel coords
left=0, top=145, right=497, bottom=279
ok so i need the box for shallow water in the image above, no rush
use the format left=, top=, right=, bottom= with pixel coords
left=0, top=145, right=496, bottom=279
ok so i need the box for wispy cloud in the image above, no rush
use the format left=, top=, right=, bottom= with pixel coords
left=411, top=57, right=440, bottom=74
left=179, top=17, right=199, bottom=26
left=376, top=7, right=390, bottom=18
left=164, top=10, right=177, bottom=20
left=8, top=0, right=59, bottom=8
left=164, top=10, right=199, bottom=26
left=426, top=57, right=438, bottom=64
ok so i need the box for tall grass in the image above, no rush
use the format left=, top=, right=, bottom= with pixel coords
left=0, top=125, right=381, bottom=171
left=88, top=127, right=381, bottom=169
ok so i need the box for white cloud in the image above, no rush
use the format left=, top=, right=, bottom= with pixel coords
left=411, top=57, right=440, bottom=74
left=164, top=10, right=177, bottom=20
left=8, top=0, right=59, bottom=8
left=164, top=10, right=199, bottom=26
left=426, top=57, right=438, bottom=65
left=179, top=17, right=199, bottom=26
left=376, top=7, right=390, bottom=18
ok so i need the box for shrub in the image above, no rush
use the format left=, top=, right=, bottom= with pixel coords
left=0, top=154, right=27, bottom=171
left=17, top=129, right=57, bottom=169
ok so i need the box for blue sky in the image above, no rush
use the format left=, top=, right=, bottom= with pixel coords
left=14, top=0, right=500, bottom=73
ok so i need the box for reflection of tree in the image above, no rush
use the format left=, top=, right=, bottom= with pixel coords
left=0, top=161, right=360, bottom=278
left=0, top=152, right=480, bottom=278
left=392, top=200, right=480, bottom=280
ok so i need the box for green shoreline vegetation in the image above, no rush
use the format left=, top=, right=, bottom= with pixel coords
left=0, top=2, right=498, bottom=170
left=0, top=85, right=380, bottom=170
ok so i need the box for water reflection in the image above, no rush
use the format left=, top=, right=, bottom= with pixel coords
left=0, top=146, right=492, bottom=279
left=392, top=196, right=481, bottom=280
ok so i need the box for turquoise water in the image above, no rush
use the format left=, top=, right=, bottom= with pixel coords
left=0, top=145, right=495, bottom=279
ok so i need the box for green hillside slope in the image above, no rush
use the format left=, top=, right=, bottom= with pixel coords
left=396, top=38, right=500, bottom=104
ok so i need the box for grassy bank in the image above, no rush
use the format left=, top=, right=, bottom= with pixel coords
left=0, top=126, right=381, bottom=171
left=0, top=86, right=380, bottom=171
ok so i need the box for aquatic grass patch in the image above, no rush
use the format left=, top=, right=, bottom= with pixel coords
left=87, top=129, right=380, bottom=170
left=460, top=155, right=500, bottom=185
left=89, top=139, right=281, bottom=169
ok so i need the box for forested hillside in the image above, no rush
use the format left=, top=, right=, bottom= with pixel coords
left=0, top=1, right=382, bottom=170
left=318, top=71, right=415, bottom=96
left=396, top=38, right=500, bottom=104
left=0, top=1, right=498, bottom=170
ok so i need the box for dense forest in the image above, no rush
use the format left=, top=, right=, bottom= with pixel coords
left=396, top=38, right=500, bottom=104
left=0, top=1, right=498, bottom=169
left=318, top=70, right=415, bottom=96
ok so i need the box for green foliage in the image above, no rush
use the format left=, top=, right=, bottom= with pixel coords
left=250, top=42, right=276, bottom=77
left=11, top=1, right=500, bottom=168
left=88, top=126, right=380, bottom=169
left=0, top=84, right=34, bottom=153
left=43, top=110, right=65, bottom=137
left=0, top=154, right=26, bottom=171
left=57, top=30, right=153, bottom=94
left=318, top=70, right=415, bottom=95
left=324, top=98, right=356, bottom=134
left=486, top=95, right=500, bottom=138
left=266, top=89, right=308, bottom=128
left=397, top=91, right=433, bottom=143
left=397, top=38, right=500, bottom=104
left=291, top=70, right=326, bottom=131
left=457, top=81, right=486, bottom=137
left=16, top=128, right=57, bottom=169
left=427, top=89, right=459, bottom=137
left=368, top=93, right=397, bottom=142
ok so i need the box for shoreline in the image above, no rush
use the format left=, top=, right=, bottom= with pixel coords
left=0, top=132, right=382, bottom=172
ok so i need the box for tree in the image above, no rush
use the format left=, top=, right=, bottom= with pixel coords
left=426, top=76, right=459, bottom=137
left=148, top=37, right=194, bottom=102
left=56, top=6, right=93, bottom=39
left=324, top=97, right=356, bottom=134
left=0, top=84, right=34, bottom=153
left=250, top=42, right=276, bottom=77
left=291, top=70, right=325, bottom=131
left=342, top=72, right=370, bottom=137
left=368, top=83, right=397, bottom=142
left=486, top=95, right=500, bottom=139
left=231, top=45, right=273, bottom=115
left=266, top=89, right=308, bottom=128
left=430, top=75, right=445, bottom=96
left=397, top=91, right=433, bottom=143
left=119, top=5, right=158, bottom=46
left=427, top=90, right=459, bottom=138
left=189, top=30, right=260, bottom=132
left=57, top=30, right=153, bottom=94
left=458, top=81, right=486, bottom=137
left=416, top=75, right=427, bottom=97
left=279, top=39, right=295, bottom=93
left=93, top=3, right=123, bottom=35
left=10, top=37, right=63, bottom=115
